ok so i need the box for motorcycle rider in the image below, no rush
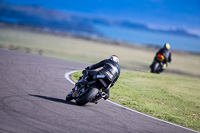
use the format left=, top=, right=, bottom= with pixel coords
left=83, top=55, right=120, bottom=100
left=151, top=43, right=172, bottom=70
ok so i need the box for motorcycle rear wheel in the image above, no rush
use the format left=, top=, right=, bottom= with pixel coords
left=76, top=86, right=99, bottom=106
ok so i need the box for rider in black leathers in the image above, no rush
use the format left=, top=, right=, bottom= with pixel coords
left=85, top=55, right=120, bottom=100
left=151, top=43, right=172, bottom=70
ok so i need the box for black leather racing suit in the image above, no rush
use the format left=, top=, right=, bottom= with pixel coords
left=86, top=59, right=120, bottom=99
left=155, top=47, right=172, bottom=66
left=156, top=47, right=172, bottom=63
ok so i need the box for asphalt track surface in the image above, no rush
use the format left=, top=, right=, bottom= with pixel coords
left=0, top=49, right=198, bottom=133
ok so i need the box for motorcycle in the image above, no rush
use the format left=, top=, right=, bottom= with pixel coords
left=66, top=69, right=111, bottom=106
left=150, top=54, right=166, bottom=73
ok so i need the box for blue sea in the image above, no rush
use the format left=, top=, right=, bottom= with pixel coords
left=95, top=25, right=200, bottom=53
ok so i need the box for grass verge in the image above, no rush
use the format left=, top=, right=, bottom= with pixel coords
left=0, top=25, right=200, bottom=78
left=71, top=70, right=200, bottom=132
left=1, top=24, right=200, bottom=130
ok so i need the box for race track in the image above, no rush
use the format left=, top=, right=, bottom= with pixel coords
left=0, top=49, right=198, bottom=133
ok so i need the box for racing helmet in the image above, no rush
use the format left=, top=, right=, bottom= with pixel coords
left=109, top=55, right=119, bottom=63
left=164, top=43, right=170, bottom=50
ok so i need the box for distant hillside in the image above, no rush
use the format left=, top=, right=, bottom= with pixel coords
left=0, top=2, right=101, bottom=37
left=0, top=2, right=199, bottom=38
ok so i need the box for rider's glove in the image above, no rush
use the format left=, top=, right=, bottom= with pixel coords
left=85, top=66, right=90, bottom=70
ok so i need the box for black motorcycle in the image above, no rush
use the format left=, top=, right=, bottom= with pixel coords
left=66, top=70, right=111, bottom=106
left=150, top=54, right=165, bottom=73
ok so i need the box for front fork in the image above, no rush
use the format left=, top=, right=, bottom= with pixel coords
left=72, top=86, right=79, bottom=98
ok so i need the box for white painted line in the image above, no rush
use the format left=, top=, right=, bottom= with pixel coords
left=64, top=70, right=199, bottom=133
left=65, top=70, right=78, bottom=85
left=106, top=100, right=200, bottom=133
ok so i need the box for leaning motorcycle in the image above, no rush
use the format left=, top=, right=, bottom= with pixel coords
left=150, top=54, right=165, bottom=73
left=66, top=70, right=111, bottom=106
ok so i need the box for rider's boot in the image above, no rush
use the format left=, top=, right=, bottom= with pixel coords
left=163, top=63, right=167, bottom=69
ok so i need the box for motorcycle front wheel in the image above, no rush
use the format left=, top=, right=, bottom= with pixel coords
left=151, top=62, right=161, bottom=73
left=66, top=91, right=73, bottom=101
left=76, top=86, right=99, bottom=106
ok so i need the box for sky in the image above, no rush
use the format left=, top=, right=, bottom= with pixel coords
left=2, top=0, right=200, bottom=36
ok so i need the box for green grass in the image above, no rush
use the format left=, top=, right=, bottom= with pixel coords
left=0, top=25, right=200, bottom=78
left=71, top=71, right=200, bottom=131
left=1, top=25, right=200, bottom=131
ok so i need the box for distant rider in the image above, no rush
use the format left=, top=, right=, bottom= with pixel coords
left=85, top=55, right=120, bottom=100
left=151, top=43, right=172, bottom=70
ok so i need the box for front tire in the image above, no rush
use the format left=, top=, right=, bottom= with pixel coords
left=151, top=62, right=160, bottom=73
left=76, top=86, right=99, bottom=106
left=66, top=91, right=73, bottom=101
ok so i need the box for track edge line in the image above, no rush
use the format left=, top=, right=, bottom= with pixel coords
left=64, top=70, right=199, bottom=133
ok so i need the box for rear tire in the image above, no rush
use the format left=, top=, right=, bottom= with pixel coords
left=76, top=86, right=99, bottom=106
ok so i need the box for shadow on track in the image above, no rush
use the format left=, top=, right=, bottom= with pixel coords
left=29, top=94, right=77, bottom=105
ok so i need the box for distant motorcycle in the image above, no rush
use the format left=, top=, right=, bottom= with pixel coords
left=150, top=54, right=165, bottom=73
left=66, top=69, right=111, bottom=106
